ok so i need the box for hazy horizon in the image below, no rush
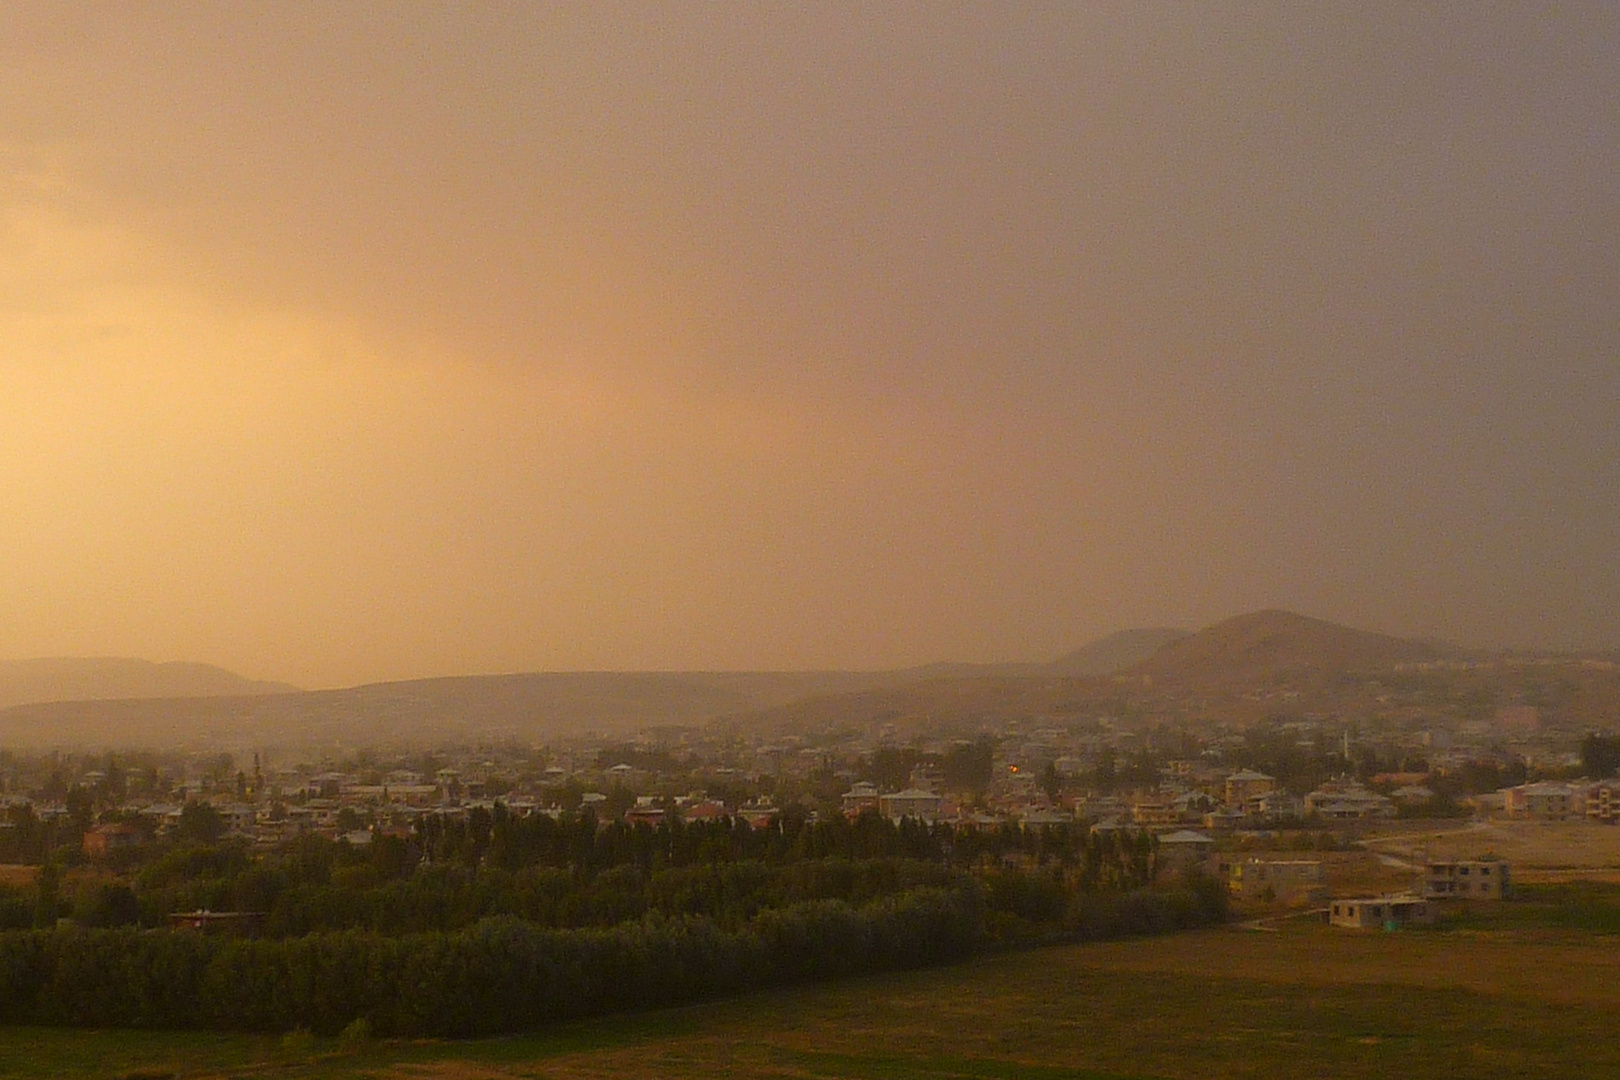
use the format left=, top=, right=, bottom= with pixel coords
left=4, top=5, right=1617, bottom=688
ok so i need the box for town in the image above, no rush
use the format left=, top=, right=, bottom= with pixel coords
left=4, top=678, right=1616, bottom=932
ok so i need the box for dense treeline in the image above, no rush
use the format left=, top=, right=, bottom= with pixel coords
left=5, top=811, right=1166, bottom=935
left=258, top=858, right=959, bottom=937
left=0, top=887, right=979, bottom=1035
left=0, top=810, right=1226, bottom=1034
left=0, top=873, right=1225, bottom=1036
left=414, top=806, right=1157, bottom=875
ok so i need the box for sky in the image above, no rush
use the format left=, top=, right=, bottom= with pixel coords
left=1, top=4, right=1617, bottom=688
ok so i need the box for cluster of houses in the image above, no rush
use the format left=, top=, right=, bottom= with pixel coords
left=69, top=788, right=797, bottom=858
left=1092, top=770, right=1408, bottom=832
left=1227, top=854, right=1511, bottom=930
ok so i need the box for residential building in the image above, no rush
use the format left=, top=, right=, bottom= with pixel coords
left=1502, top=782, right=1577, bottom=820
left=1224, top=770, right=1277, bottom=808
left=1245, top=789, right=1305, bottom=820
left=1305, top=781, right=1394, bottom=819
left=1328, top=895, right=1434, bottom=929
left=1229, top=858, right=1326, bottom=903
left=842, top=781, right=881, bottom=818
left=1130, top=796, right=1176, bottom=827
left=1586, top=781, right=1620, bottom=824
left=1422, top=859, right=1509, bottom=900
left=880, top=788, right=942, bottom=823
left=1157, top=829, right=1216, bottom=870
left=736, top=801, right=781, bottom=829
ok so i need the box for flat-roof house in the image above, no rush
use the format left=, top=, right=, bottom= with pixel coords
left=1329, top=895, right=1433, bottom=929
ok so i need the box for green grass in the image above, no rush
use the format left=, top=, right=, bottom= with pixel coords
left=4, top=901, right=1620, bottom=1079
left=1436, top=880, right=1620, bottom=934
left=770, top=1049, right=1146, bottom=1079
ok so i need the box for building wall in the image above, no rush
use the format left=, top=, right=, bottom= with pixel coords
left=1423, top=860, right=1509, bottom=900
left=1230, top=859, right=1324, bottom=902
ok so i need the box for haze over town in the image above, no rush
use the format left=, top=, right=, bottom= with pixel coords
left=3, top=5, right=1618, bottom=691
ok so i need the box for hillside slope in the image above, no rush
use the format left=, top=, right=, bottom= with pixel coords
left=1043, top=628, right=1189, bottom=676
left=0, top=658, right=296, bottom=711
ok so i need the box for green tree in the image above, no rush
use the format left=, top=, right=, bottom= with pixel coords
left=65, top=787, right=94, bottom=833
left=33, top=860, right=61, bottom=927
left=1039, top=760, right=1063, bottom=801
left=74, top=882, right=142, bottom=927
left=941, top=738, right=995, bottom=793
left=176, top=801, right=226, bottom=845
left=1581, top=733, right=1620, bottom=779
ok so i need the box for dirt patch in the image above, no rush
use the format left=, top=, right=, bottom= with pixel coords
left=1362, top=820, right=1620, bottom=869
left=0, top=863, right=38, bottom=887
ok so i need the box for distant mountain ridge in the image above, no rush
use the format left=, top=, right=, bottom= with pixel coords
left=0, top=658, right=297, bottom=711
left=0, top=669, right=937, bottom=748
left=0, top=625, right=1183, bottom=748
left=0, top=614, right=1471, bottom=747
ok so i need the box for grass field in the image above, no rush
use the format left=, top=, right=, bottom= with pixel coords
left=4, top=902, right=1619, bottom=1080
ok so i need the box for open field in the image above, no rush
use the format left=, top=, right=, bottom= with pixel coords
left=5, top=907, right=1620, bottom=1080
left=1361, top=818, right=1620, bottom=879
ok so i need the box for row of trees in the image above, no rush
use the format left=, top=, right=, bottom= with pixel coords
left=1, top=812, right=1170, bottom=940
left=415, top=806, right=1161, bottom=879
left=0, top=870, right=1227, bottom=1036
left=148, top=857, right=963, bottom=938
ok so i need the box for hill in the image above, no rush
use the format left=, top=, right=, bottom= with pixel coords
left=1042, top=627, right=1189, bottom=676
left=715, top=674, right=1104, bottom=738
left=0, top=658, right=296, bottom=711
left=1127, top=609, right=1454, bottom=690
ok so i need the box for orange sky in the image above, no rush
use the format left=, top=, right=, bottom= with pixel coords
left=2, top=5, right=1618, bottom=687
